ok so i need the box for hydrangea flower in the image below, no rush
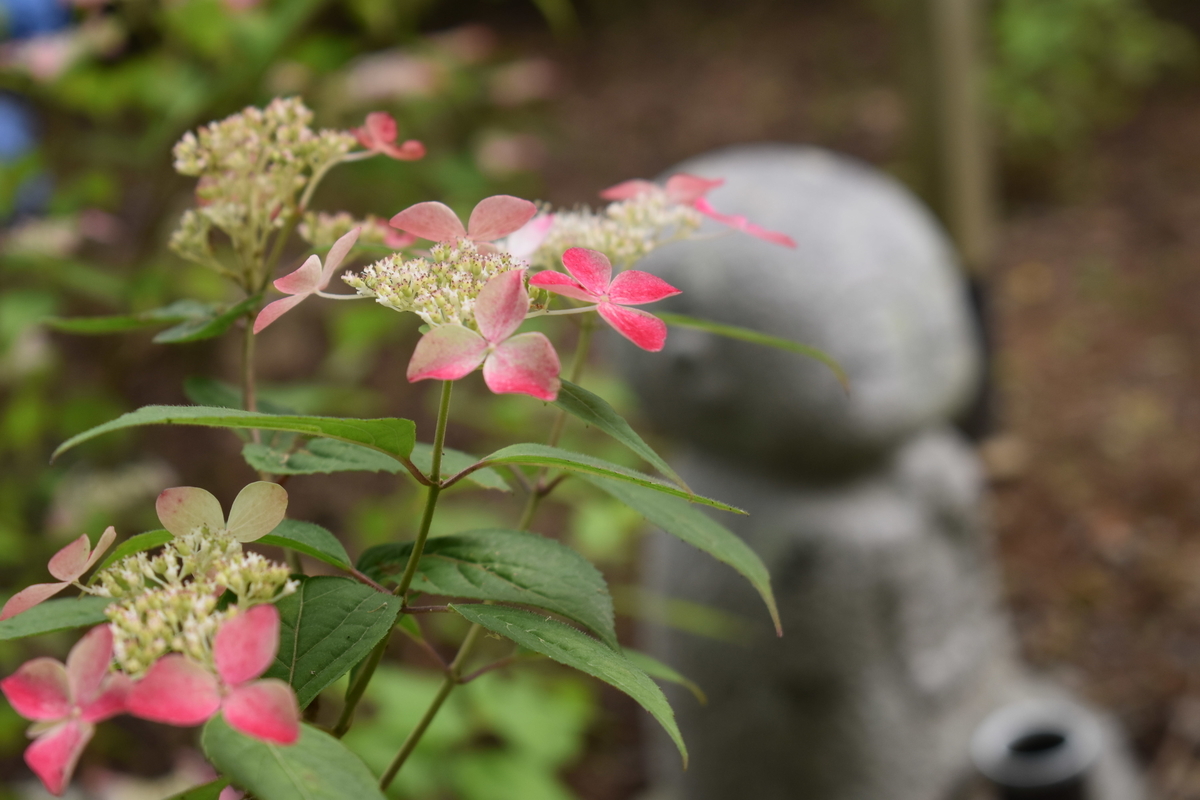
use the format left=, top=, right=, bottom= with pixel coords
left=601, top=173, right=796, bottom=248
left=155, top=481, right=287, bottom=542
left=390, top=195, right=537, bottom=248
left=126, top=604, right=299, bottom=744
left=1, top=625, right=130, bottom=796
left=254, top=227, right=360, bottom=333
left=352, top=112, right=425, bottom=161
left=530, top=247, right=681, bottom=352
left=407, top=268, right=561, bottom=400
left=0, top=527, right=115, bottom=620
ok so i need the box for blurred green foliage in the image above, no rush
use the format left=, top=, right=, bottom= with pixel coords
left=991, top=0, right=1196, bottom=155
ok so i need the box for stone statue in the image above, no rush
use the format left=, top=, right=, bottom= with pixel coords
left=613, top=145, right=1142, bottom=800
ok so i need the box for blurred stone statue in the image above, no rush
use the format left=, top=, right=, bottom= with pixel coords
left=615, top=145, right=1142, bottom=800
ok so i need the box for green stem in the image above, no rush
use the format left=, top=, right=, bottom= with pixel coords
left=333, top=381, right=454, bottom=736
left=379, top=622, right=485, bottom=790
left=394, top=380, right=453, bottom=598
left=332, top=635, right=388, bottom=738
left=518, top=318, right=594, bottom=530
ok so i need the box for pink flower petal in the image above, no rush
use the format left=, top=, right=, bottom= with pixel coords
left=483, top=332, right=561, bottom=401
left=253, top=294, right=309, bottom=334
left=81, top=527, right=116, bottom=574
left=664, top=174, right=724, bottom=205
left=474, top=269, right=530, bottom=343
left=380, top=139, right=426, bottom=161
left=561, top=248, right=612, bottom=297
left=66, top=625, right=112, bottom=707
left=1, top=658, right=71, bottom=720
left=222, top=680, right=299, bottom=744
left=25, top=720, right=93, bottom=797
left=0, top=582, right=68, bottom=621
left=79, top=673, right=130, bottom=724
left=384, top=230, right=417, bottom=249
left=363, top=112, right=397, bottom=147
left=273, top=255, right=321, bottom=296
left=390, top=201, right=466, bottom=242
left=466, top=195, right=537, bottom=242
left=606, top=270, right=682, bottom=305
left=528, top=270, right=599, bottom=303
left=127, top=656, right=221, bottom=726
left=47, top=535, right=91, bottom=582
left=225, top=483, right=288, bottom=543
left=220, top=787, right=246, bottom=800
left=597, top=303, right=669, bottom=351
left=693, top=198, right=797, bottom=248
left=599, top=179, right=658, bottom=201
left=156, top=487, right=225, bottom=539
left=214, top=605, right=280, bottom=686
left=318, top=228, right=360, bottom=290
left=504, top=214, right=553, bottom=259
left=406, top=325, right=488, bottom=382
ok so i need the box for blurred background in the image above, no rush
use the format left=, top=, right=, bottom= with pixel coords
left=2, top=0, right=1200, bottom=797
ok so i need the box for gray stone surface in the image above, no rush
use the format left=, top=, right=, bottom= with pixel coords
left=613, top=145, right=1143, bottom=800
left=620, top=145, right=981, bottom=479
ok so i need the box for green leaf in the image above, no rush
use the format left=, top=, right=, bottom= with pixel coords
left=656, top=311, right=849, bottom=391
left=263, top=576, right=401, bottom=708
left=623, top=648, right=707, bottom=705
left=53, top=405, right=416, bottom=464
left=202, top=716, right=387, bottom=800
left=410, top=443, right=510, bottom=492
left=357, top=529, right=617, bottom=648
left=582, top=475, right=781, bottom=636
left=466, top=443, right=744, bottom=514
left=552, top=380, right=685, bottom=488
left=240, top=438, right=508, bottom=490
left=259, top=519, right=352, bottom=571
left=153, top=294, right=261, bottom=344
left=0, top=596, right=112, bottom=640
left=244, top=438, right=402, bottom=476
left=90, top=529, right=173, bottom=579
left=43, top=299, right=214, bottom=335
left=164, top=778, right=230, bottom=799
left=451, top=603, right=686, bottom=766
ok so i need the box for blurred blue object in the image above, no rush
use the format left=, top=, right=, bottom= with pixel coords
left=0, top=95, right=35, bottom=160
left=0, top=0, right=71, bottom=40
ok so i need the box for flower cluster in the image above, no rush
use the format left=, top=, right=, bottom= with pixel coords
left=344, top=238, right=534, bottom=328
left=0, top=483, right=300, bottom=796
left=169, top=98, right=357, bottom=282
left=299, top=210, right=410, bottom=251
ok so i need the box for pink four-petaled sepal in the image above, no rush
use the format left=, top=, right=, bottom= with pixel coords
left=599, top=172, right=796, bottom=248
left=529, top=247, right=681, bottom=352
left=352, top=112, right=426, bottom=161
left=406, top=269, right=561, bottom=401
left=0, top=527, right=116, bottom=621
left=126, top=605, right=300, bottom=745
left=254, top=227, right=361, bottom=333
left=0, top=625, right=131, bottom=796
left=390, top=195, right=537, bottom=245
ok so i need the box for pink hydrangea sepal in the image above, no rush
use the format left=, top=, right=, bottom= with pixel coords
left=0, top=528, right=116, bottom=621
left=25, top=719, right=92, bottom=797
left=693, top=198, right=797, bottom=248
left=406, top=325, right=489, bottom=382
left=213, top=604, right=280, bottom=686
left=483, top=333, right=561, bottom=401
left=222, top=680, right=300, bottom=744
left=597, top=304, right=669, bottom=352
left=126, top=655, right=222, bottom=725
left=2, top=659, right=72, bottom=720
left=391, top=195, right=537, bottom=245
